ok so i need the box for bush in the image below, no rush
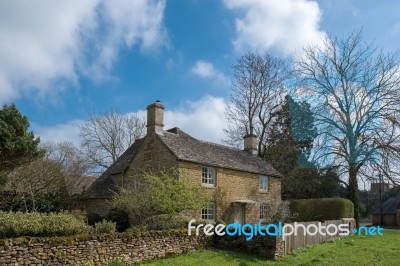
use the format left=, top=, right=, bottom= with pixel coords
left=105, top=210, right=130, bottom=232
left=94, top=220, right=117, bottom=234
left=289, top=198, right=354, bottom=222
left=143, top=214, right=190, bottom=230
left=0, top=211, right=92, bottom=238
left=87, top=212, right=103, bottom=226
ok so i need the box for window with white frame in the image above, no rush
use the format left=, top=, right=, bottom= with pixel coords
left=259, top=175, right=269, bottom=191
left=260, top=203, right=268, bottom=220
left=201, top=202, right=215, bottom=221
left=202, top=166, right=216, bottom=186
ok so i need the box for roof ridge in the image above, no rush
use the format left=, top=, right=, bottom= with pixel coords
left=166, top=127, right=245, bottom=152
left=197, top=139, right=243, bottom=152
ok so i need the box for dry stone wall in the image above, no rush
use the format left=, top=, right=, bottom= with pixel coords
left=0, top=231, right=210, bottom=266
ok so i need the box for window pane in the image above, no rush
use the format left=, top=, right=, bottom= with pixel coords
left=201, top=202, right=215, bottom=221
left=202, top=166, right=215, bottom=185
left=260, top=204, right=268, bottom=219
left=259, top=176, right=268, bottom=190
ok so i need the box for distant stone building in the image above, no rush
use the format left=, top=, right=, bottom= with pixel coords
left=372, top=197, right=400, bottom=226
left=81, top=101, right=282, bottom=224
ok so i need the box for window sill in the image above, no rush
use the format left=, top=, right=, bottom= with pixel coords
left=202, top=184, right=216, bottom=188
left=259, top=189, right=269, bottom=193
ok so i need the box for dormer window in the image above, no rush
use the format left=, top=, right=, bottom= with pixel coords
left=202, top=166, right=216, bottom=187
left=259, top=175, right=269, bottom=192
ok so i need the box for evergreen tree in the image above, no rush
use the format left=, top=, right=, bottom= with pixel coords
left=0, top=104, right=44, bottom=181
left=265, top=96, right=341, bottom=200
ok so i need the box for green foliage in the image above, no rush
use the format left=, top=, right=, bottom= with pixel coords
left=143, top=214, right=191, bottom=230
left=289, top=198, right=354, bottom=222
left=94, top=220, right=117, bottom=234
left=144, top=171, right=210, bottom=214
left=105, top=210, right=130, bottom=232
left=0, top=211, right=92, bottom=238
left=112, top=169, right=211, bottom=226
left=265, top=96, right=341, bottom=200
left=0, top=104, right=44, bottom=175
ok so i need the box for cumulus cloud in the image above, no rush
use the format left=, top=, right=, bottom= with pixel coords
left=0, top=0, right=167, bottom=103
left=32, top=120, right=84, bottom=146
left=224, top=0, right=326, bottom=55
left=191, top=60, right=229, bottom=85
left=164, top=96, right=227, bottom=144
left=33, top=96, right=228, bottom=146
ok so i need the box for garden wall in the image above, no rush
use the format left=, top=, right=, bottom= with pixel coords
left=0, top=230, right=210, bottom=266
left=0, top=219, right=356, bottom=265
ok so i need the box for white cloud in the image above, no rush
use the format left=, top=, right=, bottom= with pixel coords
left=224, top=0, right=326, bottom=55
left=191, top=61, right=217, bottom=78
left=191, top=60, right=229, bottom=85
left=0, top=0, right=167, bottom=103
left=33, top=96, right=229, bottom=146
left=164, top=96, right=228, bottom=144
left=32, top=120, right=83, bottom=146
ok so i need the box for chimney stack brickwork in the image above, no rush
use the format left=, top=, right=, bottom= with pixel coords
left=146, top=101, right=165, bottom=135
left=243, top=134, right=258, bottom=156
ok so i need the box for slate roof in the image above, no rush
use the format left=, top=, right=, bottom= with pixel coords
left=160, top=127, right=282, bottom=177
left=82, top=128, right=282, bottom=199
left=373, top=197, right=400, bottom=215
left=82, top=138, right=144, bottom=199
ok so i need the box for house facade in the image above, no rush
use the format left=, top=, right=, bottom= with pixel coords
left=82, top=101, right=282, bottom=224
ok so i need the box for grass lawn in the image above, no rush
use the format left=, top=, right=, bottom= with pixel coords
left=141, top=230, right=400, bottom=266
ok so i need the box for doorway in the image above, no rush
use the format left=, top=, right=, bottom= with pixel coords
left=234, top=203, right=245, bottom=224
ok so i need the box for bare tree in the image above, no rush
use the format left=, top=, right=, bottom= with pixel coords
left=42, top=141, right=93, bottom=194
left=4, top=158, right=65, bottom=212
left=1, top=142, right=94, bottom=211
left=225, top=52, right=290, bottom=157
left=79, top=109, right=146, bottom=174
left=294, top=30, right=400, bottom=227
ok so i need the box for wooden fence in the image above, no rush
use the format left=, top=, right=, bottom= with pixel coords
left=283, top=218, right=355, bottom=255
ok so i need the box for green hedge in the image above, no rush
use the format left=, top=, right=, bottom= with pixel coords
left=0, top=211, right=92, bottom=238
left=289, top=198, right=354, bottom=222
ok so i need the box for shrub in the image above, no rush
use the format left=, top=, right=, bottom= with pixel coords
left=0, top=211, right=92, bottom=238
left=87, top=212, right=103, bottom=226
left=289, top=198, right=354, bottom=222
left=43, top=212, right=92, bottom=236
left=105, top=210, right=130, bottom=232
left=94, top=220, right=117, bottom=234
left=144, top=214, right=190, bottom=230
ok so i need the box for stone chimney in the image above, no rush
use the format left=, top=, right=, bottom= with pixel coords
left=243, top=126, right=257, bottom=156
left=146, top=100, right=165, bottom=135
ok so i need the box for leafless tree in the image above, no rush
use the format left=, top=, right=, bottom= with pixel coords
left=79, top=109, right=146, bottom=174
left=225, top=52, right=290, bottom=157
left=4, top=158, right=65, bottom=212
left=295, top=30, right=400, bottom=227
left=1, top=142, right=95, bottom=211
left=42, top=141, right=93, bottom=194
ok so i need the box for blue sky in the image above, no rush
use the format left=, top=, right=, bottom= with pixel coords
left=1, top=0, right=400, bottom=145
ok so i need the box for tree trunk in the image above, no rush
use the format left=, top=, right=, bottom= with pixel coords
left=347, top=164, right=360, bottom=228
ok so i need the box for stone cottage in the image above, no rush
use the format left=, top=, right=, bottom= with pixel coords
left=81, top=101, right=282, bottom=224
left=372, top=197, right=400, bottom=226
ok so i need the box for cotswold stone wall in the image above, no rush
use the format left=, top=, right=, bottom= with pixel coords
left=0, top=231, right=210, bottom=266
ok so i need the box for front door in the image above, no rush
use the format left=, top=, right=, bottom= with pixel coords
left=234, top=204, right=244, bottom=224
